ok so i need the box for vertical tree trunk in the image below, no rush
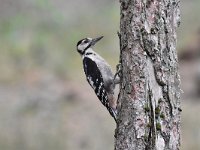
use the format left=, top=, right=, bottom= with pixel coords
left=115, top=0, right=181, bottom=150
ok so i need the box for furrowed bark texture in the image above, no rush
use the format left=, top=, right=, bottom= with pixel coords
left=115, top=0, right=181, bottom=150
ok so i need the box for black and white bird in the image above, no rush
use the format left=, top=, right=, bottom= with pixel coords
left=76, top=36, right=118, bottom=122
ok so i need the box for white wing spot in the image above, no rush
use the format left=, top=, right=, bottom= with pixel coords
left=97, top=82, right=103, bottom=96
left=87, top=76, right=96, bottom=89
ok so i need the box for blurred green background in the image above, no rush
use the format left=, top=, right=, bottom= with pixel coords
left=0, top=0, right=200, bottom=150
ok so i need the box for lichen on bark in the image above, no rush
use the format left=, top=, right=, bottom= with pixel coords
left=115, top=0, right=181, bottom=150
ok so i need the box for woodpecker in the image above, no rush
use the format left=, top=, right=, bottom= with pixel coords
left=76, top=36, right=118, bottom=122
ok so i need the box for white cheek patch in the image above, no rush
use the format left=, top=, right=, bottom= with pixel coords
left=78, top=44, right=84, bottom=51
left=78, top=43, right=89, bottom=52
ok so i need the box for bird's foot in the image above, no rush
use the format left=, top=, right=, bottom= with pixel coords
left=114, top=63, right=122, bottom=84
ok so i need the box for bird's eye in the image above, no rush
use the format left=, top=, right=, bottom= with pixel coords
left=83, top=40, right=88, bottom=43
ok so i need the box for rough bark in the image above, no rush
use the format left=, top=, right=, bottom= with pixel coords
left=115, top=0, right=181, bottom=150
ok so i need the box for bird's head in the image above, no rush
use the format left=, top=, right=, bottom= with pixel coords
left=76, top=36, right=103, bottom=55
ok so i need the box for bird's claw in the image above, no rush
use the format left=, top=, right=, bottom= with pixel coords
left=114, top=63, right=122, bottom=84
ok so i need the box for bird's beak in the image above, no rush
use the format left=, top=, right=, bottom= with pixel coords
left=91, top=36, right=104, bottom=46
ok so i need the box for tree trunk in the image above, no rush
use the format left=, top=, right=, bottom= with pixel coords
left=115, top=0, right=181, bottom=150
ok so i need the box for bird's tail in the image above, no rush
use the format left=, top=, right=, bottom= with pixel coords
left=110, top=107, right=117, bottom=123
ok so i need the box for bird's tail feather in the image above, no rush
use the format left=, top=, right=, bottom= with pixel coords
left=110, top=107, right=117, bottom=123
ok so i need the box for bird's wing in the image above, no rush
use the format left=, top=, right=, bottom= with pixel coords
left=83, top=57, right=107, bottom=104
left=83, top=57, right=117, bottom=121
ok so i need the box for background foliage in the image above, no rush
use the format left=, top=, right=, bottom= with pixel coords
left=0, top=0, right=200, bottom=149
